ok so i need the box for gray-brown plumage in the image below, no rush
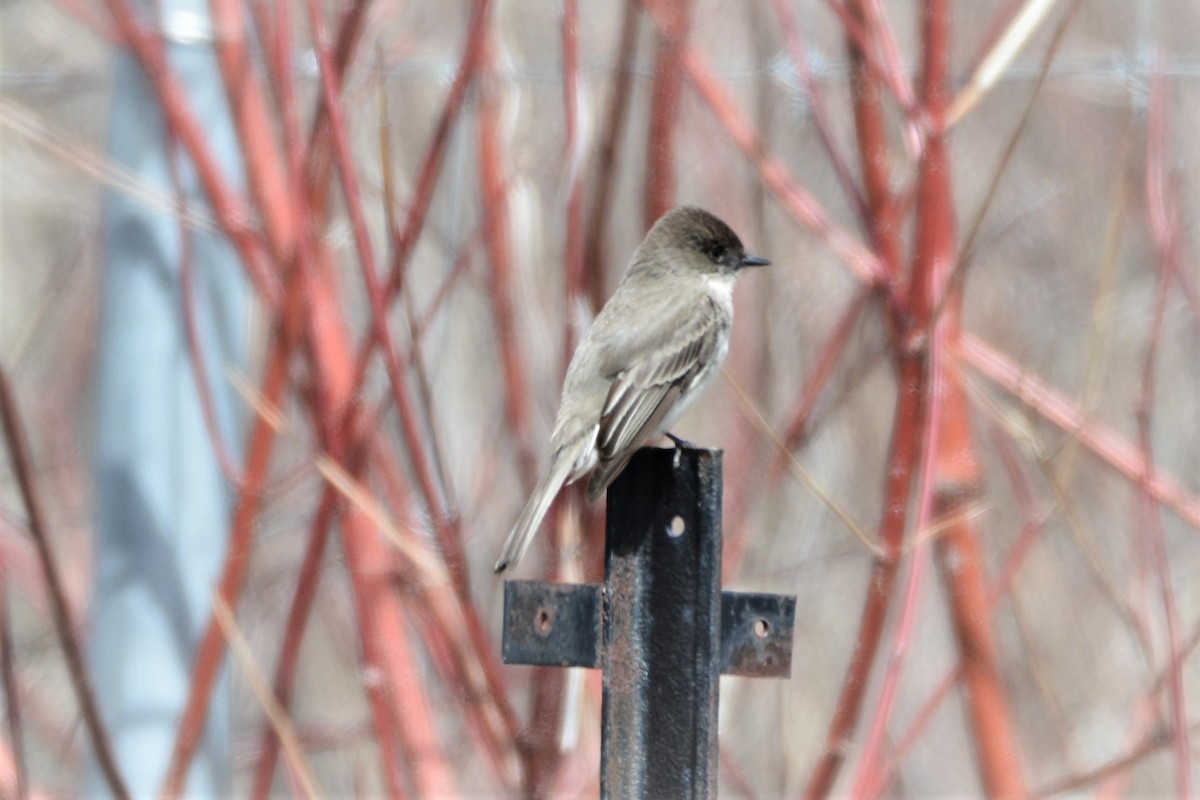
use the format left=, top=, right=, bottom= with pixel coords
left=494, top=206, right=768, bottom=573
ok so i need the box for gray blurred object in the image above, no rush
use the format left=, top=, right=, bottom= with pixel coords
left=89, top=1, right=249, bottom=795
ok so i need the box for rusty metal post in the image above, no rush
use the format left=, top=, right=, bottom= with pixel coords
left=502, top=446, right=795, bottom=797
left=601, top=446, right=722, bottom=798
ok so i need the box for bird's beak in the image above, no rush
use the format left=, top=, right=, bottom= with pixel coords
left=739, top=253, right=771, bottom=268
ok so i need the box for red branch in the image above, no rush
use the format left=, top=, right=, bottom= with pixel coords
left=801, top=354, right=924, bottom=800
left=159, top=292, right=299, bottom=799
left=958, top=334, right=1200, bottom=530
left=769, top=0, right=867, bottom=227
left=1139, top=66, right=1191, bottom=800
left=912, top=2, right=1026, bottom=796
left=386, top=0, right=493, bottom=296
left=210, top=0, right=297, bottom=266
left=562, top=0, right=585, bottom=353
left=477, top=32, right=537, bottom=488
left=0, top=564, right=24, bottom=800
left=99, top=0, right=281, bottom=305
left=677, top=46, right=885, bottom=286
left=583, top=0, right=642, bottom=313
left=0, top=369, right=130, bottom=800
left=799, top=1, right=914, bottom=793
left=642, top=0, right=691, bottom=225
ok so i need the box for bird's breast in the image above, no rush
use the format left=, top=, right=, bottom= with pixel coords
left=702, top=272, right=737, bottom=316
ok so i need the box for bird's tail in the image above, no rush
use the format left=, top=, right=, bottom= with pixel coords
left=494, top=456, right=573, bottom=573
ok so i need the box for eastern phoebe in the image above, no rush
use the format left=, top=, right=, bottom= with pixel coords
left=494, top=206, right=769, bottom=573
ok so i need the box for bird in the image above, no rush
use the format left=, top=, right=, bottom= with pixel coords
left=494, top=206, right=769, bottom=573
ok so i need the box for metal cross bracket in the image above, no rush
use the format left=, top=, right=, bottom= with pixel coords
left=503, top=583, right=794, bottom=678
left=501, top=447, right=796, bottom=800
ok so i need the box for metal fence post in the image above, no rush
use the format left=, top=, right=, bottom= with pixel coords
left=502, top=446, right=795, bottom=797
left=601, top=447, right=721, bottom=798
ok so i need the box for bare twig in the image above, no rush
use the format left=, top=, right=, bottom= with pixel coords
left=583, top=0, right=642, bottom=311
left=477, top=29, right=538, bottom=489
left=386, top=0, right=493, bottom=296
left=947, top=0, right=1061, bottom=126
left=159, top=290, right=300, bottom=800
left=99, top=0, right=282, bottom=305
left=914, top=4, right=1026, bottom=795
left=680, top=46, right=886, bottom=287
left=0, top=565, right=27, bottom=800
left=211, top=594, right=324, bottom=799
left=1137, top=65, right=1191, bottom=800
left=724, top=371, right=882, bottom=559
left=642, top=0, right=691, bottom=225
left=770, top=0, right=867, bottom=227
left=958, top=334, right=1200, bottom=530
left=0, top=368, right=130, bottom=800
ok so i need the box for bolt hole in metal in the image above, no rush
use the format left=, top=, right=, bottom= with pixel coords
left=536, top=607, right=553, bottom=634
left=753, top=618, right=770, bottom=639
left=668, top=515, right=686, bottom=538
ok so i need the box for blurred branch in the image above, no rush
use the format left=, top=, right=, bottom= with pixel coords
left=0, top=562, right=26, bottom=800
left=819, top=0, right=917, bottom=132
left=675, top=41, right=886, bottom=286
left=724, top=371, right=881, bottom=559
left=797, top=0, right=924, bottom=792
left=584, top=0, right=641, bottom=310
left=562, top=0, right=585, bottom=351
left=642, top=0, right=691, bottom=225
left=212, top=594, right=324, bottom=799
left=247, top=425, right=457, bottom=797
left=868, top=419, right=1051, bottom=798
left=249, top=489, right=339, bottom=800
left=99, top=0, right=281, bottom=305
left=159, top=290, right=300, bottom=800
left=801, top=343, right=923, bottom=800
left=0, top=738, right=46, bottom=800
left=810, top=1, right=1031, bottom=794
left=856, top=0, right=919, bottom=153
left=51, top=0, right=116, bottom=41
left=377, top=75, right=458, bottom=544
left=301, top=0, right=375, bottom=222
left=1138, top=67, right=1191, bottom=800
left=841, top=0, right=905, bottom=306
left=967, top=378, right=1155, bottom=667
left=368, top=450, right=462, bottom=797
left=304, top=0, right=472, bottom=549
left=386, top=0, right=493, bottom=295
left=912, top=4, right=1026, bottom=794
left=947, top=0, right=1061, bottom=126
left=0, top=369, right=130, bottom=800
left=770, top=0, right=866, bottom=227
left=169, top=137, right=246, bottom=486
left=940, top=0, right=1083, bottom=331
left=1034, top=724, right=1174, bottom=798
left=276, top=46, right=525, bottom=785
left=0, top=97, right=216, bottom=234
left=298, top=23, right=522, bottom=788
left=958, top=334, right=1200, bottom=530
left=292, top=246, right=428, bottom=799
left=477, top=28, right=538, bottom=489
left=210, top=0, right=297, bottom=264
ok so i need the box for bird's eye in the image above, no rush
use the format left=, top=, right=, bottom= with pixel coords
left=700, top=240, right=725, bottom=263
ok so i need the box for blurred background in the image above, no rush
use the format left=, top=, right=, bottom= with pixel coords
left=0, top=0, right=1197, bottom=797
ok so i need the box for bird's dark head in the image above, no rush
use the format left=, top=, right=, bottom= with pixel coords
left=645, top=206, right=771, bottom=276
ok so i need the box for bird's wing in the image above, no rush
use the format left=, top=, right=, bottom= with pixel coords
left=585, top=296, right=724, bottom=502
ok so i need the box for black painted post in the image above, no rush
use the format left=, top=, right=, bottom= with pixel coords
left=501, top=447, right=795, bottom=797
